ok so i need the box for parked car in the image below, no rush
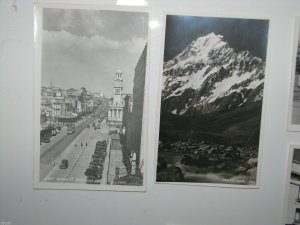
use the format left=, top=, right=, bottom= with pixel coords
left=86, top=177, right=100, bottom=184
left=109, top=130, right=118, bottom=135
left=41, top=136, right=50, bottom=143
left=89, top=164, right=103, bottom=170
left=41, top=138, right=50, bottom=143
left=84, top=168, right=102, bottom=179
left=89, top=161, right=101, bottom=167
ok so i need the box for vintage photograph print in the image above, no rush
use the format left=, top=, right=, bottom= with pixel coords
left=156, top=15, right=269, bottom=186
left=34, top=5, right=148, bottom=191
left=284, top=146, right=300, bottom=225
left=289, top=17, right=300, bottom=131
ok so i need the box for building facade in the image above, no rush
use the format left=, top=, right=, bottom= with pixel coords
left=122, top=45, right=147, bottom=175
left=40, top=84, right=95, bottom=129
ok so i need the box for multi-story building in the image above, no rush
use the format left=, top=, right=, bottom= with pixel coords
left=108, top=70, right=125, bottom=127
left=76, top=100, right=82, bottom=113
left=40, top=83, right=98, bottom=128
left=122, top=44, right=147, bottom=175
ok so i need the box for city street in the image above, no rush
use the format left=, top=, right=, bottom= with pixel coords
left=40, top=117, right=98, bottom=181
left=40, top=116, right=128, bottom=185
left=42, top=121, right=110, bottom=184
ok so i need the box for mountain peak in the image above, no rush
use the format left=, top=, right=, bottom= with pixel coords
left=164, top=33, right=228, bottom=71
left=162, top=33, right=265, bottom=115
left=191, top=32, right=225, bottom=50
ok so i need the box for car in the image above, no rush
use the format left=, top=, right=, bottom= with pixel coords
left=96, top=141, right=107, bottom=147
left=84, top=168, right=102, bottom=179
left=95, top=144, right=106, bottom=148
left=89, top=161, right=101, bottom=167
left=86, top=177, right=100, bottom=184
left=86, top=177, right=93, bottom=184
left=59, top=159, right=68, bottom=169
left=93, top=151, right=105, bottom=156
left=92, top=155, right=105, bottom=162
left=92, top=158, right=101, bottom=163
left=109, top=130, right=118, bottom=135
left=41, top=137, right=50, bottom=143
left=93, top=150, right=105, bottom=155
left=95, top=145, right=106, bottom=150
left=89, top=164, right=103, bottom=170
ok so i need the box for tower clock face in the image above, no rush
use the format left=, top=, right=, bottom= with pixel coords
left=115, top=80, right=122, bottom=86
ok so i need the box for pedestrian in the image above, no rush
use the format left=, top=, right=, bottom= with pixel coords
left=75, top=144, right=77, bottom=147
left=86, top=142, right=88, bottom=146
left=81, top=142, right=83, bottom=147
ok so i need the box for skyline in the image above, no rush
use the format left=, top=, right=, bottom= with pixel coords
left=41, top=81, right=132, bottom=98
left=41, top=8, right=148, bottom=96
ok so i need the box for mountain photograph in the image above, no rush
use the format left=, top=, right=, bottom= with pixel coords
left=156, top=15, right=269, bottom=186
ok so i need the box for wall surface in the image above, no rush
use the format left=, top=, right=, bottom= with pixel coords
left=0, top=0, right=300, bottom=225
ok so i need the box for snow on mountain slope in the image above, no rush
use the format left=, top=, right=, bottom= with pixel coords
left=161, top=33, right=265, bottom=115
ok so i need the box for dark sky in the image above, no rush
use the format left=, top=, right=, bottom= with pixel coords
left=164, top=15, right=269, bottom=62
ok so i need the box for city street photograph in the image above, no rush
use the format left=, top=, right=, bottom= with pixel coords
left=156, top=14, right=269, bottom=187
left=34, top=5, right=149, bottom=191
left=284, top=145, right=300, bottom=225
left=289, top=17, right=300, bottom=131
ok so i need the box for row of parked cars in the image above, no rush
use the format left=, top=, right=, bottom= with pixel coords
left=40, top=127, right=61, bottom=144
left=84, top=140, right=107, bottom=184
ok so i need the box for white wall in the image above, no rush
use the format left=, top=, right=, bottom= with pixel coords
left=0, top=0, right=299, bottom=225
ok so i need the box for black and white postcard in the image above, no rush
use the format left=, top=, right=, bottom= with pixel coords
left=156, top=14, right=269, bottom=187
left=288, top=17, right=300, bottom=131
left=284, top=145, right=300, bottom=225
left=34, top=4, right=149, bottom=191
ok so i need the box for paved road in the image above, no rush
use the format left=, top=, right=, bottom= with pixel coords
left=40, top=117, right=96, bottom=181
left=42, top=122, right=109, bottom=184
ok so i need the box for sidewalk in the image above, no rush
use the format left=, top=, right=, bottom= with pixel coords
left=107, top=134, right=127, bottom=185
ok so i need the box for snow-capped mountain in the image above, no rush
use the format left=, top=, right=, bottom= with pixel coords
left=161, top=33, right=265, bottom=115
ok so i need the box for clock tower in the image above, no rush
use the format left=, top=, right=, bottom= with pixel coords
left=113, top=70, right=123, bottom=105
left=108, top=70, right=125, bottom=127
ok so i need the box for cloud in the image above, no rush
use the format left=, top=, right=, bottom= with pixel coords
left=124, top=37, right=147, bottom=54
left=41, top=30, right=147, bottom=96
left=43, top=30, right=121, bottom=51
left=43, top=9, right=105, bottom=37
left=43, top=8, right=148, bottom=41
left=43, top=30, right=146, bottom=55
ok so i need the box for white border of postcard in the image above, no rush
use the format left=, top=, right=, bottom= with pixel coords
left=154, top=11, right=271, bottom=188
left=34, top=3, right=150, bottom=191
